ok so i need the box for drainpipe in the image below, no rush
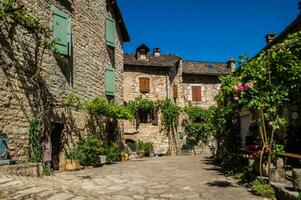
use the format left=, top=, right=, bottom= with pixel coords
left=165, top=72, right=169, bottom=99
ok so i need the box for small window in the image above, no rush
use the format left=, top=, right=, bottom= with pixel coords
left=52, top=6, right=71, bottom=56
left=137, top=108, right=158, bottom=125
left=192, top=86, right=201, bottom=101
left=139, top=77, right=150, bottom=93
left=173, top=84, right=178, bottom=98
left=106, top=18, right=116, bottom=47
left=105, top=67, right=115, bottom=96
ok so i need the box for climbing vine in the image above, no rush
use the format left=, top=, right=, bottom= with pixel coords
left=127, top=96, right=157, bottom=115
left=214, top=31, right=301, bottom=180
left=64, top=94, right=133, bottom=120
left=158, top=99, right=181, bottom=131
left=0, top=0, right=56, bottom=78
left=28, top=118, right=42, bottom=163
left=184, top=105, right=215, bottom=144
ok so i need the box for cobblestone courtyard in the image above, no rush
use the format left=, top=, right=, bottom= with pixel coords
left=0, top=156, right=262, bottom=200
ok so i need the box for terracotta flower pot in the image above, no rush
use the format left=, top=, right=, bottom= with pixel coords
left=65, top=160, right=80, bottom=171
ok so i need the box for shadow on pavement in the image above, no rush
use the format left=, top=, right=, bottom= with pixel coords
left=206, top=180, right=235, bottom=188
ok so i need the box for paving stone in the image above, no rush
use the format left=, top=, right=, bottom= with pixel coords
left=0, top=156, right=262, bottom=200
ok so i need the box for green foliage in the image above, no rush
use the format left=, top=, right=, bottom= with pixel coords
left=121, top=147, right=131, bottom=156
left=28, top=119, right=42, bottom=163
left=127, top=96, right=157, bottom=114
left=83, top=98, right=132, bottom=120
left=42, top=165, right=50, bottom=176
left=185, top=105, right=214, bottom=123
left=250, top=179, right=275, bottom=198
left=65, top=148, right=81, bottom=161
left=158, top=99, right=180, bottom=130
left=68, top=136, right=121, bottom=165
left=72, top=135, right=104, bottom=166
left=213, top=31, right=301, bottom=171
left=233, top=172, right=245, bottom=180
left=102, top=143, right=121, bottom=162
left=274, top=144, right=285, bottom=154
left=135, top=140, right=154, bottom=156
left=298, top=191, right=301, bottom=200
left=64, top=93, right=82, bottom=109
left=184, top=106, right=216, bottom=145
left=0, top=0, right=55, bottom=50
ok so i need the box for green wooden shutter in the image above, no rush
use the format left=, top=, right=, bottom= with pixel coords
left=52, top=7, right=71, bottom=55
left=105, top=67, right=115, bottom=96
left=106, top=18, right=115, bottom=47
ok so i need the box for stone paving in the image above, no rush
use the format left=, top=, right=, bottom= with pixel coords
left=0, top=156, right=262, bottom=200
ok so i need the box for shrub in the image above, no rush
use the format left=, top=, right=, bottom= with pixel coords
left=135, top=140, right=153, bottom=156
left=65, top=148, right=81, bottom=161
left=73, top=135, right=103, bottom=166
left=250, top=178, right=275, bottom=198
left=103, top=143, right=121, bottom=163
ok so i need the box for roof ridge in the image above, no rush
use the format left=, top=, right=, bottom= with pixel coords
left=183, top=60, right=226, bottom=64
left=124, top=53, right=179, bottom=57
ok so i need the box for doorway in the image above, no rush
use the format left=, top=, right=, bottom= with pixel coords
left=51, top=123, right=64, bottom=170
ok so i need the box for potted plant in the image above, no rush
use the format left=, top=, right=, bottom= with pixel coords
left=65, top=149, right=80, bottom=170
left=135, top=140, right=145, bottom=157
left=120, top=147, right=131, bottom=161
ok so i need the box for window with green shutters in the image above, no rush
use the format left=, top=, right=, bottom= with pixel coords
left=52, top=6, right=71, bottom=56
left=105, top=67, right=115, bottom=96
left=105, top=18, right=116, bottom=47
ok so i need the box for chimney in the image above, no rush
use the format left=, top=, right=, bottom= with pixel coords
left=227, top=57, right=236, bottom=72
left=265, top=33, right=277, bottom=45
left=153, top=48, right=160, bottom=57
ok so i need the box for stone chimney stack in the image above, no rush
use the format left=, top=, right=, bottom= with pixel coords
left=153, top=48, right=160, bottom=57
left=227, top=57, right=236, bottom=72
left=265, top=33, right=277, bottom=45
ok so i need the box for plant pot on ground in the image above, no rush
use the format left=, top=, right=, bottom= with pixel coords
left=65, top=149, right=81, bottom=171
left=65, top=160, right=80, bottom=170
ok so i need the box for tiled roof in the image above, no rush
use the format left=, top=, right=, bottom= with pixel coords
left=182, top=61, right=231, bottom=75
left=124, top=54, right=180, bottom=68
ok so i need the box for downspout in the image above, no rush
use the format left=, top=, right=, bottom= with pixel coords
left=165, top=72, right=169, bottom=99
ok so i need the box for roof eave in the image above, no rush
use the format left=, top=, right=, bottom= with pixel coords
left=182, top=72, right=229, bottom=76
left=111, top=0, right=130, bottom=42
left=124, top=63, right=174, bottom=68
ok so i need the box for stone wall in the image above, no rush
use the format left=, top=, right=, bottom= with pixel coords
left=0, top=0, right=125, bottom=161
left=182, top=74, right=221, bottom=108
left=123, top=59, right=223, bottom=154
left=123, top=66, right=170, bottom=152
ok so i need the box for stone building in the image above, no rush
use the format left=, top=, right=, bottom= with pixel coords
left=0, top=0, right=129, bottom=167
left=123, top=44, right=232, bottom=154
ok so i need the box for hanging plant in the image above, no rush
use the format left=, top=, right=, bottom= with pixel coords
left=127, top=96, right=157, bottom=114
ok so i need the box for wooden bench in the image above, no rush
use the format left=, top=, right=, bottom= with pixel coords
left=277, top=152, right=301, bottom=159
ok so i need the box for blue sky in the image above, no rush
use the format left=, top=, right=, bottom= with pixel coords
left=118, top=0, right=300, bottom=62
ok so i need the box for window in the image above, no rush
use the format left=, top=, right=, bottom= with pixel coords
left=173, top=84, right=178, bottom=98
left=137, top=108, right=158, bottom=125
left=52, top=6, right=71, bottom=56
left=105, top=67, right=115, bottom=96
left=192, top=86, right=201, bottom=101
left=139, top=77, right=150, bottom=93
left=106, top=18, right=116, bottom=47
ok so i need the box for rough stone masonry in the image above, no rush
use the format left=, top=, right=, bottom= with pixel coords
left=0, top=0, right=129, bottom=161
